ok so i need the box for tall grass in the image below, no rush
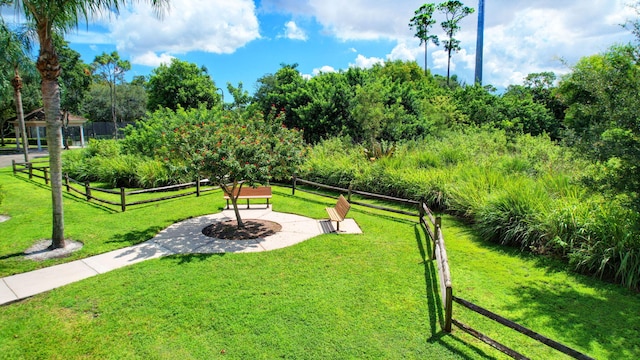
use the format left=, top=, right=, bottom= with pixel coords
left=302, top=130, right=640, bottom=289
left=63, top=139, right=190, bottom=188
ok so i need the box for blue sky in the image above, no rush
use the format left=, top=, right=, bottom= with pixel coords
left=4, top=0, right=638, bottom=96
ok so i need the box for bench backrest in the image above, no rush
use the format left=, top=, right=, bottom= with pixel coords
left=231, top=186, right=272, bottom=197
left=335, top=194, right=351, bottom=218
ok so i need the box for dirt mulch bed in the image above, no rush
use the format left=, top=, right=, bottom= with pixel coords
left=202, top=219, right=282, bottom=240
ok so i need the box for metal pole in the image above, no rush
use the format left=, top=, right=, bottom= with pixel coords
left=474, top=0, right=485, bottom=85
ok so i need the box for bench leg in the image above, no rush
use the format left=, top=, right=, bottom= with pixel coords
left=247, top=199, right=250, bottom=209
left=226, top=199, right=230, bottom=209
left=336, top=220, right=340, bottom=232
left=267, top=198, right=270, bottom=208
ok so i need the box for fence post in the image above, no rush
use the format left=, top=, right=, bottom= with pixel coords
left=85, top=181, right=91, bottom=201
left=120, top=188, right=126, bottom=212
left=348, top=183, right=353, bottom=202
left=433, top=217, right=441, bottom=260
left=196, top=176, right=201, bottom=197
left=44, top=168, right=49, bottom=185
left=419, top=202, right=425, bottom=221
left=65, top=174, right=70, bottom=192
left=12, top=160, right=16, bottom=174
left=444, top=286, right=453, bottom=333
left=28, top=163, right=33, bottom=179
left=292, top=175, right=297, bottom=195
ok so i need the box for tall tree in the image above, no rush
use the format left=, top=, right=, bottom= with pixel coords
left=409, top=3, right=439, bottom=75
left=146, top=58, right=220, bottom=111
left=92, top=51, right=130, bottom=138
left=437, top=0, right=474, bottom=85
left=3, top=0, right=169, bottom=249
left=625, top=1, right=640, bottom=43
left=57, top=36, right=91, bottom=147
left=0, top=23, right=33, bottom=161
left=558, top=45, right=640, bottom=210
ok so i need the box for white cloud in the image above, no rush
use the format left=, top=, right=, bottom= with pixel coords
left=108, top=0, right=260, bottom=62
left=283, top=20, right=308, bottom=40
left=312, top=65, right=336, bottom=75
left=387, top=42, right=418, bottom=62
left=132, top=52, right=175, bottom=67
left=262, top=0, right=635, bottom=88
left=350, top=54, right=384, bottom=69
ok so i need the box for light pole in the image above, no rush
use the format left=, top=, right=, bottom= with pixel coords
left=475, top=0, right=485, bottom=85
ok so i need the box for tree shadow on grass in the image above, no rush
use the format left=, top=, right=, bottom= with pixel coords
left=415, top=224, right=498, bottom=359
left=161, top=253, right=225, bottom=265
left=0, top=252, right=24, bottom=260
left=106, top=226, right=165, bottom=246
left=441, top=216, right=640, bottom=358
left=504, top=282, right=640, bottom=358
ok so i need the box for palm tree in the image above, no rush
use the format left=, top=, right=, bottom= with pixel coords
left=0, top=23, right=32, bottom=162
left=3, top=0, right=169, bottom=249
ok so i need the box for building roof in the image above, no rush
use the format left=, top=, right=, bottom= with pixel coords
left=9, top=107, right=88, bottom=127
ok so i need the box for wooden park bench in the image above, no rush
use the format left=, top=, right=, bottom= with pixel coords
left=325, top=194, right=351, bottom=232
left=224, top=186, right=272, bottom=209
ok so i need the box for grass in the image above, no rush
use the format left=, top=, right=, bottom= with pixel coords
left=1, top=167, right=640, bottom=359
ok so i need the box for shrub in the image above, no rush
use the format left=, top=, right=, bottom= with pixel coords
left=475, top=177, right=549, bottom=249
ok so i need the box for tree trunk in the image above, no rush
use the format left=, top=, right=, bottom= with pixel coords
left=111, top=81, right=118, bottom=139
left=36, top=28, right=65, bottom=249
left=446, top=48, right=452, bottom=86
left=222, top=182, right=245, bottom=228
left=424, top=42, right=428, bottom=75
left=11, top=68, right=29, bottom=163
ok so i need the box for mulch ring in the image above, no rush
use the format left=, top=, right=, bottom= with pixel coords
left=202, top=219, right=282, bottom=240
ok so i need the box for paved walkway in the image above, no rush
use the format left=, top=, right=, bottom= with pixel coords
left=0, top=151, right=49, bottom=169
left=0, top=208, right=361, bottom=306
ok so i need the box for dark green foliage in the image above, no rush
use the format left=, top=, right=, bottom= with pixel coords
left=146, top=58, right=220, bottom=111
left=302, top=130, right=640, bottom=289
left=82, top=82, right=147, bottom=123
left=62, top=139, right=189, bottom=188
left=253, top=61, right=451, bottom=144
left=56, top=36, right=91, bottom=116
left=559, top=44, right=640, bottom=211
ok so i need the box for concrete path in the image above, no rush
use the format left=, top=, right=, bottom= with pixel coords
left=0, top=208, right=361, bottom=306
left=0, top=151, right=49, bottom=169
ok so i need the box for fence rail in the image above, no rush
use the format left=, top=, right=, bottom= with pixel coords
left=292, top=176, right=420, bottom=217
left=13, top=160, right=218, bottom=212
left=11, top=164, right=595, bottom=359
left=291, top=176, right=594, bottom=360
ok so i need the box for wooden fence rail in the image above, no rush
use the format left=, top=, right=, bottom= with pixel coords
left=292, top=176, right=420, bottom=217
left=12, top=160, right=218, bottom=212
left=292, top=176, right=593, bottom=360
left=12, top=164, right=595, bottom=359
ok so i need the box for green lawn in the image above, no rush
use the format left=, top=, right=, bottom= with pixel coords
left=1, top=167, right=639, bottom=359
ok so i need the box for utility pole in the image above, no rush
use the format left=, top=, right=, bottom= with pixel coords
left=475, top=0, right=485, bottom=85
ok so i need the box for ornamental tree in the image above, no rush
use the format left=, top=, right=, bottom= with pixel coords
left=168, top=108, right=306, bottom=227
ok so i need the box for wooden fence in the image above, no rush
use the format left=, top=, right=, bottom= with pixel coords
left=12, top=159, right=50, bottom=185
left=291, top=176, right=594, bottom=360
left=10, top=163, right=595, bottom=359
left=12, top=160, right=218, bottom=211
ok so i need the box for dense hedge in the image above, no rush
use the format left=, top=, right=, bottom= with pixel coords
left=301, top=131, right=640, bottom=290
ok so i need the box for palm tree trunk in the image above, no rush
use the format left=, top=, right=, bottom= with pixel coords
left=11, top=68, right=29, bottom=162
left=36, top=28, right=65, bottom=249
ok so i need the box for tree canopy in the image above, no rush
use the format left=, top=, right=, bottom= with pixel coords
left=146, top=58, right=220, bottom=111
